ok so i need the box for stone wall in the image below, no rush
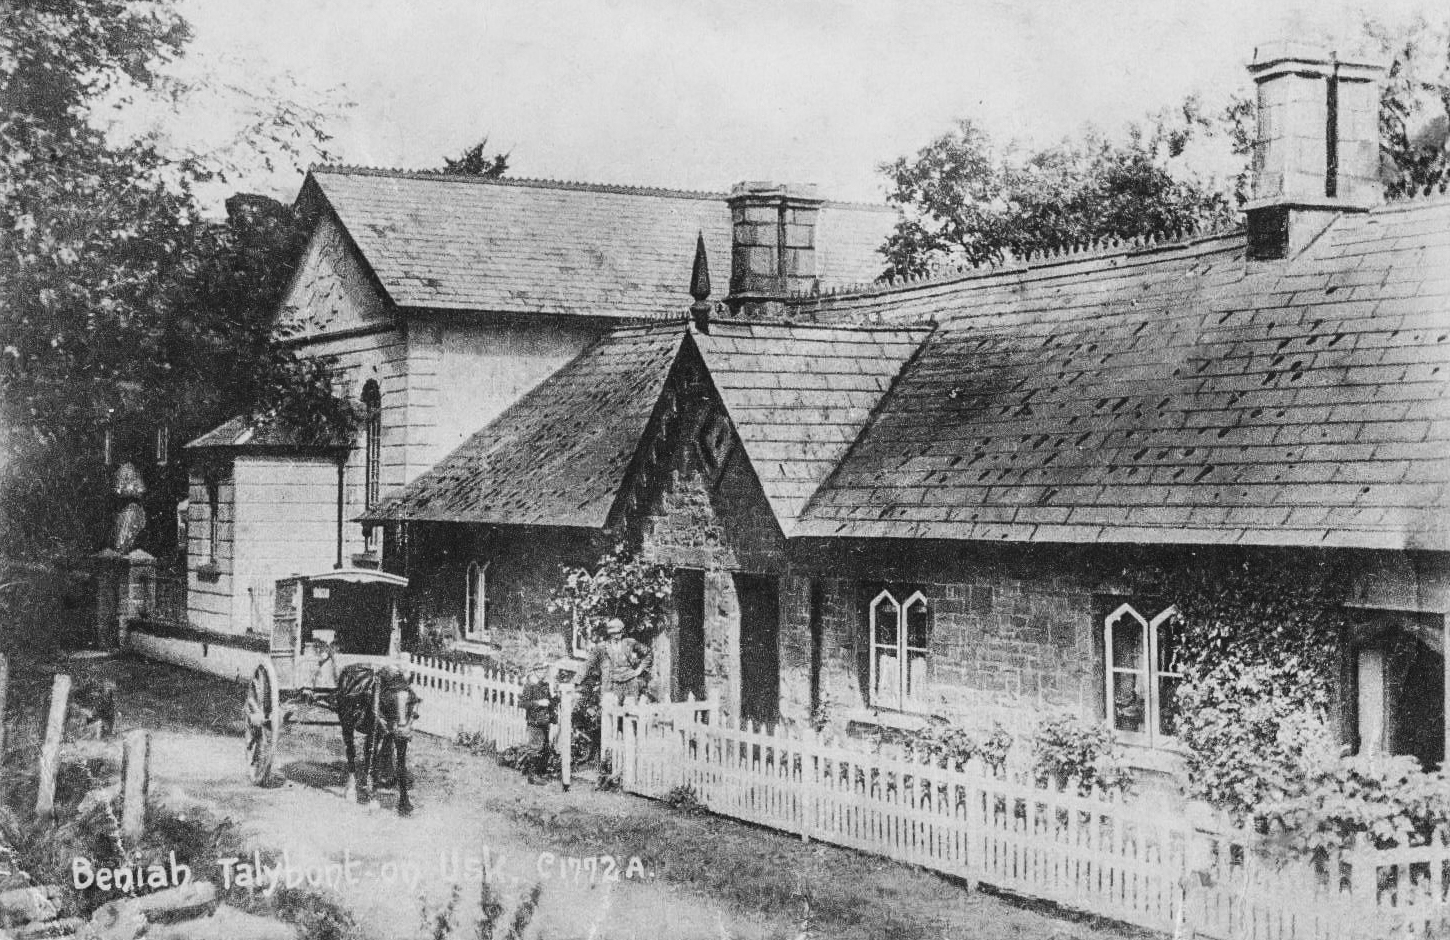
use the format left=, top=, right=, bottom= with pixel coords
left=634, top=346, right=787, bottom=714
left=782, top=540, right=1113, bottom=743
left=404, top=522, right=603, bottom=666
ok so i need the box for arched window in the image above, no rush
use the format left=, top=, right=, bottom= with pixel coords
left=869, top=589, right=932, bottom=710
left=464, top=561, right=489, bottom=640
left=362, top=381, right=382, bottom=553
left=1104, top=603, right=1182, bottom=746
left=362, top=381, right=382, bottom=510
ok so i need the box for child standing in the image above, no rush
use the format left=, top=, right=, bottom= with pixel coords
left=519, top=663, right=558, bottom=785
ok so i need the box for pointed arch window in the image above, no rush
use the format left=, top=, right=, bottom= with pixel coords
left=362, top=381, right=382, bottom=510
left=1104, top=603, right=1182, bottom=746
left=465, top=561, right=489, bottom=640
left=361, top=381, right=382, bottom=553
left=869, top=589, right=931, bottom=710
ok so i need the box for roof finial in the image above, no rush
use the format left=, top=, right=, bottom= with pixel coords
left=690, top=231, right=712, bottom=333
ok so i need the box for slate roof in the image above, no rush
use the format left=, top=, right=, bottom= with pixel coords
left=305, top=167, right=895, bottom=320
left=362, top=326, right=683, bottom=527
left=186, top=413, right=348, bottom=452
left=793, top=196, right=1450, bottom=551
left=694, top=321, right=929, bottom=532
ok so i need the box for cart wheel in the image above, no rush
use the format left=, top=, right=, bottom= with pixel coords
left=245, top=663, right=280, bottom=785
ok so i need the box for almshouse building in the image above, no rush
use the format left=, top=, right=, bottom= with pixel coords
left=167, top=44, right=1450, bottom=776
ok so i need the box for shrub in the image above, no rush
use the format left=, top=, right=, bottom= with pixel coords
left=411, top=617, right=457, bottom=657
left=663, top=783, right=709, bottom=816
left=547, top=544, right=673, bottom=645
left=906, top=721, right=1013, bottom=773
left=1260, top=753, right=1450, bottom=854
left=1030, top=714, right=1132, bottom=796
left=1175, top=665, right=1338, bottom=817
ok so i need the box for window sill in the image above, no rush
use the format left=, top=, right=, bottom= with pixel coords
left=1118, top=740, right=1187, bottom=775
left=194, top=563, right=221, bottom=583
left=840, top=706, right=933, bottom=733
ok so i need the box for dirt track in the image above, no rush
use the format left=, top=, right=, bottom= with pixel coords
left=31, top=653, right=1137, bottom=940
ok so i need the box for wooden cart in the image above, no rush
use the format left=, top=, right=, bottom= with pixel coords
left=243, top=567, right=409, bottom=784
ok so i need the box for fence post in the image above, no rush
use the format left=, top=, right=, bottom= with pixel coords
left=120, top=730, right=150, bottom=843
left=36, top=673, right=71, bottom=819
left=558, top=683, right=574, bottom=792
left=621, top=710, right=636, bottom=791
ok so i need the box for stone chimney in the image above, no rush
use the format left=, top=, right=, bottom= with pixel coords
left=726, top=182, right=822, bottom=318
left=1246, top=42, right=1384, bottom=261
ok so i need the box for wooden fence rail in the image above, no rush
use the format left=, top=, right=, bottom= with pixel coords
left=402, top=655, right=528, bottom=750
left=603, top=698, right=1450, bottom=940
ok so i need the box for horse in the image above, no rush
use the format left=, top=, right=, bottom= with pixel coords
left=335, top=662, right=420, bottom=815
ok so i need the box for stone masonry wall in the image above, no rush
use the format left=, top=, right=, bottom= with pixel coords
left=636, top=346, right=787, bottom=713
left=780, top=541, right=1109, bottom=742
left=405, top=522, right=603, bottom=667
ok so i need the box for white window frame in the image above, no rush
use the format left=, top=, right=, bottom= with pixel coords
left=1104, top=602, right=1182, bottom=747
left=362, top=381, right=382, bottom=554
left=869, top=589, right=930, bottom=711
left=464, top=561, right=489, bottom=640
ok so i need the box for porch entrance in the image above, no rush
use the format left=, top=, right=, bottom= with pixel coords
left=673, top=568, right=706, bottom=703
left=735, top=573, right=779, bottom=725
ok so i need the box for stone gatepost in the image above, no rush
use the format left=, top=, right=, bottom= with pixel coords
left=93, top=549, right=122, bottom=650
left=92, top=548, right=155, bottom=650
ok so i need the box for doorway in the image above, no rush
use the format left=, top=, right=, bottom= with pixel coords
left=1393, top=639, right=1444, bottom=769
left=735, top=573, right=780, bottom=725
left=674, top=569, right=706, bottom=703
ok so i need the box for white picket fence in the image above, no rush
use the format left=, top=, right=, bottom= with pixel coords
left=402, top=654, right=528, bottom=750
left=602, top=698, right=1450, bottom=940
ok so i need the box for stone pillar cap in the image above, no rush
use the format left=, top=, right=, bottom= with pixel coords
left=1249, top=42, right=1384, bottom=81
left=728, top=181, right=822, bottom=202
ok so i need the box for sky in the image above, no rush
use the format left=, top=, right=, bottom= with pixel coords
left=161, top=0, right=1442, bottom=210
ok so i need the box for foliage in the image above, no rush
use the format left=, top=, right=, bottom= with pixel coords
left=412, top=617, right=458, bottom=657
left=1165, top=551, right=1347, bottom=817
left=439, top=136, right=510, bottom=178
left=906, top=720, right=1013, bottom=774
left=1261, top=753, right=1450, bottom=855
left=1362, top=14, right=1450, bottom=197
left=1030, top=714, right=1133, bottom=796
left=547, top=544, right=673, bottom=645
left=0, top=0, right=349, bottom=562
left=879, top=105, right=1241, bottom=277
left=663, top=783, right=710, bottom=816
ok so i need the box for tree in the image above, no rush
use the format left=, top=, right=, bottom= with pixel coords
left=879, top=108, right=1241, bottom=278
left=0, top=0, right=349, bottom=561
left=439, top=137, right=510, bottom=178
left=882, top=16, right=1450, bottom=277
left=1364, top=14, right=1450, bottom=196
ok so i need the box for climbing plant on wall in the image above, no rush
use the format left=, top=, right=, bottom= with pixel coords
left=1157, top=550, right=1349, bottom=819
left=547, top=544, right=674, bottom=645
